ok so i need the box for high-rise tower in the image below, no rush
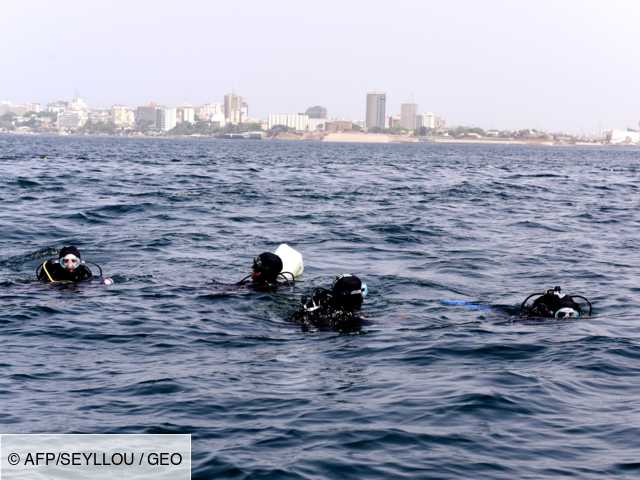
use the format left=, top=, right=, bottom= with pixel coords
left=400, top=103, right=418, bottom=130
left=366, top=92, right=386, bottom=131
left=224, top=93, right=244, bottom=124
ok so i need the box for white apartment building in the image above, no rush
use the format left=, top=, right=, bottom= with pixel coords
left=422, top=112, right=436, bottom=129
left=608, top=129, right=640, bottom=145
left=267, top=113, right=310, bottom=131
left=56, top=96, right=89, bottom=130
left=308, top=118, right=326, bottom=131
left=197, top=103, right=226, bottom=126
left=156, top=107, right=177, bottom=131
left=69, top=97, right=89, bottom=112
left=177, top=106, right=195, bottom=124
left=47, top=101, right=69, bottom=114
left=197, top=103, right=223, bottom=120
left=26, top=103, right=42, bottom=113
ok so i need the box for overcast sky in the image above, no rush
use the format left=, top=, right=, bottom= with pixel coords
left=2, top=0, right=639, bottom=132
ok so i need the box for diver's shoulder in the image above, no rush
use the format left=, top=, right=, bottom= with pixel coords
left=43, top=260, right=64, bottom=274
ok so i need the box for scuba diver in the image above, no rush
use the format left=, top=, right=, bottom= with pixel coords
left=37, top=246, right=92, bottom=283
left=520, top=286, right=592, bottom=319
left=291, top=274, right=368, bottom=331
left=36, top=246, right=112, bottom=284
left=237, top=244, right=304, bottom=290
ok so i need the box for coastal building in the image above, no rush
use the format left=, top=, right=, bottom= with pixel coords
left=325, top=121, right=354, bottom=133
left=57, top=111, right=87, bottom=130
left=197, top=103, right=224, bottom=121
left=389, top=116, right=401, bottom=129
left=0, top=101, right=11, bottom=116
left=56, top=96, right=88, bottom=130
left=242, top=116, right=262, bottom=126
left=308, top=118, right=326, bottom=131
left=224, top=93, right=244, bottom=124
left=69, top=97, right=89, bottom=112
left=305, top=105, right=327, bottom=119
left=366, top=91, right=386, bottom=130
left=26, top=103, right=42, bottom=113
left=156, top=107, right=177, bottom=131
left=267, top=113, right=310, bottom=131
left=0, top=102, right=27, bottom=115
left=421, top=112, right=436, bottom=129
left=241, top=101, right=249, bottom=121
left=89, top=109, right=111, bottom=124
left=607, top=129, right=640, bottom=145
left=135, top=105, right=158, bottom=129
left=47, top=101, right=69, bottom=114
left=176, top=106, right=195, bottom=124
left=111, top=106, right=135, bottom=127
left=196, top=103, right=225, bottom=127
left=400, top=103, right=418, bottom=130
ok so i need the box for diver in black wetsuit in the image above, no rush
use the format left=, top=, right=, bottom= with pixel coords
left=291, top=274, right=368, bottom=331
left=521, top=286, right=592, bottom=319
left=237, top=252, right=290, bottom=290
left=36, top=246, right=93, bottom=283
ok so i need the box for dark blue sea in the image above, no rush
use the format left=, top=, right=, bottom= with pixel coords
left=1, top=134, right=640, bottom=479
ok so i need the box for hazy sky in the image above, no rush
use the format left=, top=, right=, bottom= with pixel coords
left=2, top=0, right=640, bottom=132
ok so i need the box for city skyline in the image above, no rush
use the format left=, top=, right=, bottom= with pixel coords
left=3, top=85, right=639, bottom=135
left=1, top=92, right=443, bottom=126
left=3, top=91, right=638, bottom=140
left=2, top=1, right=640, bottom=133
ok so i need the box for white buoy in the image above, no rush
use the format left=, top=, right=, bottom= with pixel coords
left=274, top=244, right=304, bottom=279
left=103, top=277, right=114, bottom=286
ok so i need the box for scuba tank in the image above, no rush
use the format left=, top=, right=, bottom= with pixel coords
left=520, top=286, right=592, bottom=319
left=274, top=243, right=304, bottom=280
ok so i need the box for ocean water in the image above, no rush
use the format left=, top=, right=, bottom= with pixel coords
left=1, top=134, right=640, bottom=479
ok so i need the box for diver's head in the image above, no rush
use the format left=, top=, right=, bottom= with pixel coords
left=59, top=246, right=82, bottom=272
left=252, top=252, right=283, bottom=284
left=332, top=274, right=367, bottom=311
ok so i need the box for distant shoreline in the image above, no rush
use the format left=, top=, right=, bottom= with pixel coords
left=0, top=130, right=623, bottom=148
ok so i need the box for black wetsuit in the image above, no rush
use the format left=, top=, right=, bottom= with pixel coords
left=37, top=260, right=93, bottom=283
left=291, top=289, right=362, bottom=331
left=528, top=292, right=581, bottom=318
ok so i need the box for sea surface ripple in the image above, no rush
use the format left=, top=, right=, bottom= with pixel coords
left=1, top=135, right=640, bottom=479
